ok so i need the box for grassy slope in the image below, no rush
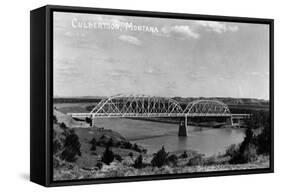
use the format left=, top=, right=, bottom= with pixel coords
left=73, top=128, right=142, bottom=169
left=54, top=152, right=269, bottom=181
left=53, top=111, right=144, bottom=180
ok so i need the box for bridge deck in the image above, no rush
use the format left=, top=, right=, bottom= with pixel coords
left=68, top=112, right=250, bottom=118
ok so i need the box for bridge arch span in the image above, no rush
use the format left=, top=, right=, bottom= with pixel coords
left=90, top=94, right=184, bottom=117
left=183, top=99, right=231, bottom=115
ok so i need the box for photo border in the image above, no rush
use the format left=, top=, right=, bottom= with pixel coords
left=46, top=5, right=274, bottom=187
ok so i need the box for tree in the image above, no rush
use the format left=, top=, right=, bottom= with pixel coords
left=228, top=110, right=270, bottom=164
left=180, top=151, right=188, bottom=158
left=61, top=147, right=78, bottom=162
left=107, top=138, right=113, bottom=147
left=151, top=146, right=169, bottom=168
left=53, top=115, right=58, bottom=124
left=244, top=111, right=269, bottom=129
left=60, top=122, right=67, bottom=130
left=96, top=161, right=103, bottom=169
left=239, top=128, right=254, bottom=155
left=133, top=154, right=143, bottom=169
left=229, top=128, right=256, bottom=164
left=65, top=130, right=81, bottom=155
left=61, top=130, right=81, bottom=162
left=255, top=124, right=270, bottom=154
left=124, top=142, right=133, bottom=149
left=102, top=145, right=114, bottom=165
left=114, top=154, right=123, bottom=162
left=128, top=152, right=134, bottom=159
left=90, top=137, right=97, bottom=151
left=53, top=138, right=62, bottom=154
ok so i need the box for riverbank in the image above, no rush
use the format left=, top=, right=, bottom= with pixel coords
left=53, top=125, right=268, bottom=181
left=54, top=148, right=269, bottom=181
left=53, top=111, right=269, bottom=181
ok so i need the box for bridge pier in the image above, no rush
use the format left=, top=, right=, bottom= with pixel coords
left=226, top=116, right=234, bottom=126
left=91, top=118, right=95, bottom=127
left=87, top=115, right=95, bottom=127
left=178, top=115, right=188, bottom=137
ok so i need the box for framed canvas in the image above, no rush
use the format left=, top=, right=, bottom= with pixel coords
left=30, top=5, right=274, bottom=187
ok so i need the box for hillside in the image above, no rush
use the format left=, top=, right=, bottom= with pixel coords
left=54, top=109, right=89, bottom=128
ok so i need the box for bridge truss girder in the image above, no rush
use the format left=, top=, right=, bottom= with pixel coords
left=88, top=94, right=231, bottom=118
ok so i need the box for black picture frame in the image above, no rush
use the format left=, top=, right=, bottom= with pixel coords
left=30, top=5, right=274, bottom=187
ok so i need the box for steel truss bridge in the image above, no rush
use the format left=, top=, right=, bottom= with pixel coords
left=69, top=94, right=250, bottom=126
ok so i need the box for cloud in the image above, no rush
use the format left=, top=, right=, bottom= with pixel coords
left=118, top=35, right=142, bottom=45
left=156, top=21, right=238, bottom=40
left=64, top=31, right=87, bottom=38
left=246, top=71, right=269, bottom=78
left=143, top=67, right=163, bottom=76
left=109, top=69, right=132, bottom=77
left=188, top=72, right=206, bottom=81
left=67, top=39, right=99, bottom=49
left=161, top=25, right=200, bottom=39
left=54, top=58, right=80, bottom=76
left=194, top=21, right=239, bottom=33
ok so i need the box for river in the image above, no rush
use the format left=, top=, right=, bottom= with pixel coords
left=93, top=118, right=245, bottom=156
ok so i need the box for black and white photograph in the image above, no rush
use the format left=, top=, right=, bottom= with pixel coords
left=52, top=11, right=271, bottom=181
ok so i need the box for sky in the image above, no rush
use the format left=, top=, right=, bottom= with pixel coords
left=53, top=12, right=270, bottom=99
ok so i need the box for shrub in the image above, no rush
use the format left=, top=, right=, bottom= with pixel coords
left=116, top=141, right=122, bottom=147
left=97, top=135, right=106, bottom=146
left=101, top=145, right=114, bottom=165
left=53, top=156, right=60, bottom=168
left=53, top=138, right=62, bottom=154
left=60, top=122, right=67, bottom=130
left=96, top=161, right=103, bottom=169
left=203, top=156, right=221, bottom=165
left=167, top=154, right=178, bottom=166
left=133, top=154, right=143, bottom=169
left=142, top=149, right=148, bottom=154
left=228, top=152, right=242, bottom=164
left=128, top=152, right=134, bottom=159
left=53, top=115, right=58, bottom=124
left=114, top=154, right=123, bottom=162
left=225, top=144, right=240, bottom=158
left=123, top=142, right=133, bottom=149
left=133, top=143, right=141, bottom=152
left=242, top=143, right=258, bottom=163
left=151, top=146, right=169, bottom=168
left=187, top=155, right=203, bottom=166
left=61, top=147, right=78, bottom=162
left=180, top=151, right=188, bottom=158
left=90, top=137, right=97, bottom=151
